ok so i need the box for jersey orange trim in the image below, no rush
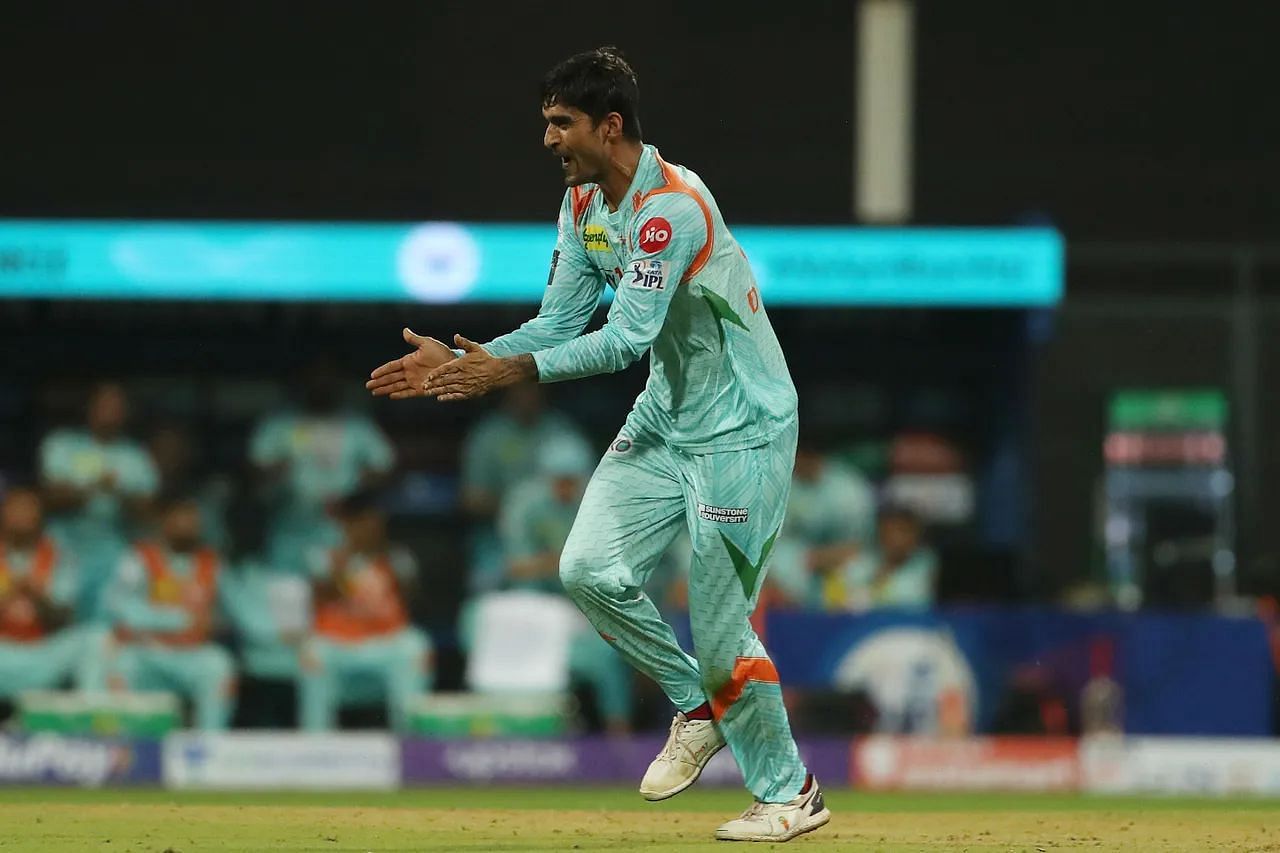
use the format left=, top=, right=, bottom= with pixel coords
left=634, top=155, right=715, bottom=283
left=0, top=537, right=57, bottom=593
left=0, top=537, right=59, bottom=641
left=314, top=549, right=408, bottom=642
left=710, top=656, right=780, bottom=721
left=125, top=543, right=218, bottom=646
left=571, top=186, right=598, bottom=229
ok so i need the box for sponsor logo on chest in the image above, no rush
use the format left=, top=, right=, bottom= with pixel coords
left=582, top=225, right=611, bottom=253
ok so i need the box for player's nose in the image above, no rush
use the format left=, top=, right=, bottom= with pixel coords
left=544, top=125, right=559, bottom=150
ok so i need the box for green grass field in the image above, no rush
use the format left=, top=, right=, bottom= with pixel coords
left=1, top=786, right=1278, bottom=852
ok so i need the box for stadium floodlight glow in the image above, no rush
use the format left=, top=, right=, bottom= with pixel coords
left=0, top=220, right=1062, bottom=307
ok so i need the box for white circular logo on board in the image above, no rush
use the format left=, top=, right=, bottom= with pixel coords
left=833, top=627, right=977, bottom=735
left=397, top=223, right=481, bottom=302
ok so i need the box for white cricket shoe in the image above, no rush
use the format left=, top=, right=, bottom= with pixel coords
left=714, top=774, right=831, bottom=842
left=638, top=711, right=725, bottom=801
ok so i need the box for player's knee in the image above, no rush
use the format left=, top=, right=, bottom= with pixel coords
left=557, top=545, right=594, bottom=599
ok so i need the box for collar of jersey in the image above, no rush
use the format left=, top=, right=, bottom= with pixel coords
left=593, top=144, right=661, bottom=222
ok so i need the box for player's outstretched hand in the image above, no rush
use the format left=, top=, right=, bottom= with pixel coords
left=422, top=334, right=532, bottom=402
left=366, top=328, right=455, bottom=400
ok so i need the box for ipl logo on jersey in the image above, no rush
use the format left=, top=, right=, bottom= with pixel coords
left=627, top=259, right=666, bottom=291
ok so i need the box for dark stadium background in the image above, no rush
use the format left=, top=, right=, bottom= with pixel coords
left=3, top=1, right=1280, bottom=681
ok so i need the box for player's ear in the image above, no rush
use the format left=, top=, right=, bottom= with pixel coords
left=603, top=112, right=624, bottom=142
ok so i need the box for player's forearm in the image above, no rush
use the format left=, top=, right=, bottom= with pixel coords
left=483, top=313, right=589, bottom=359
left=113, top=599, right=192, bottom=632
left=806, top=542, right=861, bottom=573
left=499, top=354, right=539, bottom=384
left=532, top=325, right=647, bottom=383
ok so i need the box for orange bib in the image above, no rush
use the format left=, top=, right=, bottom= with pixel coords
left=0, top=538, right=58, bottom=642
left=314, top=551, right=407, bottom=642
left=115, top=543, right=218, bottom=647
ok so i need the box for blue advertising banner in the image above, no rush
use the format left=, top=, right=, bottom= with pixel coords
left=399, top=735, right=853, bottom=786
left=0, top=734, right=161, bottom=786
left=0, top=220, right=1062, bottom=306
left=762, top=608, right=1274, bottom=737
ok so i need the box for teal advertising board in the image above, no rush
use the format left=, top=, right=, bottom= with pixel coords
left=0, top=220, right=1062, bottom=306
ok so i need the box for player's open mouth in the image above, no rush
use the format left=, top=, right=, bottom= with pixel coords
left=560, top=155, right=572, bottom=170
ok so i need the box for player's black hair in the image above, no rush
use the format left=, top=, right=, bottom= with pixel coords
left=542, top=46, right=642, bottom=141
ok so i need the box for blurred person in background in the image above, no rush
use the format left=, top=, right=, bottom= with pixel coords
left=39, top=382, right=158, bottom=620
left=840, top=505, right=937, bottom=611
left=497, top=436, right=632, bottom=733
left=148, top=423, right=231, bottom=552
left=251, top=360, right=395, bottom=574
left=460, top=383, right=587, bottom=594
left=0, top=487, right=109, bottom=700
left=298, top=493, right=430, bottom=732
left=769, top=437, right=877, bottom=609
left=106, top=494, right=235, bottom=731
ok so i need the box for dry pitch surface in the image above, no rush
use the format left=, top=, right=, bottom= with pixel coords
left=1, top=786, right=1279, bottom=852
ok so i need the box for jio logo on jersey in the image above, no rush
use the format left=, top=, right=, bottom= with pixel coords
left=627, top=259, right=666, bottom=290
left=637, top=217, right=672, bottom=253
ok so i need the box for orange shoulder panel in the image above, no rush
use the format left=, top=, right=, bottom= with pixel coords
left=195, top=548, right=219, bottom=591
left=634, top=156, right=714, bottom=283
left=136, top=542, right=166, bottom=581
left=31, top=538, right=57, bottom=590
left=571, top=186, right=598, bottom=228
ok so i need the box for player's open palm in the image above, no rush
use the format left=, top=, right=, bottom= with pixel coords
left=366, top=328, right=455, bottom=400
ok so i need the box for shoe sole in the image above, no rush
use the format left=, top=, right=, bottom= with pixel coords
left=639, top=740, right=727, bottom=802
left=713, top=807, right=832, bottom=843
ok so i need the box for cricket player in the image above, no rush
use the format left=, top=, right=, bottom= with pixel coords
left=368, top=47, right=827, bottom=841
left=768, top=439, right=877, bottom=608
left=497, top=436, right=633, bottom=733
left=251, top=361, right=395, bottom=574
left=106, top=495, right=235, bottom=730
left=0, top=487, right=109, bottom=696
left=39, top=382, right=158, bottom=619
left=298, top=493, right=431, bottom=732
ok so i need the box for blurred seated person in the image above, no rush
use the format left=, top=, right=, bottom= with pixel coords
left=250, top=359, right=395, bottom=574
left=769, top=437, right=876, bottom=609
left=839, top=505, right=937, bottom=611
left=39, top=382, right=158, bottom=620
left=148, top=423, right=232, bottom=552
left=298, top=493, right=431, bottom=732
left=218, top=555, right=311, bottom=727
left=461, top=384, right=587, bottom=594
left=106, top=495, right=235, bottom=731
left=0, top=487, right=109, bottom=698
left=495, top=437, right=632, bottom=733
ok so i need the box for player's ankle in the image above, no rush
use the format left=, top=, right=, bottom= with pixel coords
left=683, top=702, right=712, bottom=721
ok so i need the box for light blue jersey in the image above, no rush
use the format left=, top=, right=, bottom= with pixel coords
left=250, top=411, right=394, bottom=571
left=39, top=429, right=157, bottom=552
left=842, top=548, right=938, bottom=610
left=498, top=478, right=580, bottom=593
left=483, top=145, right=797, bottom=452
left=462, top=410, right=586, bottom=503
